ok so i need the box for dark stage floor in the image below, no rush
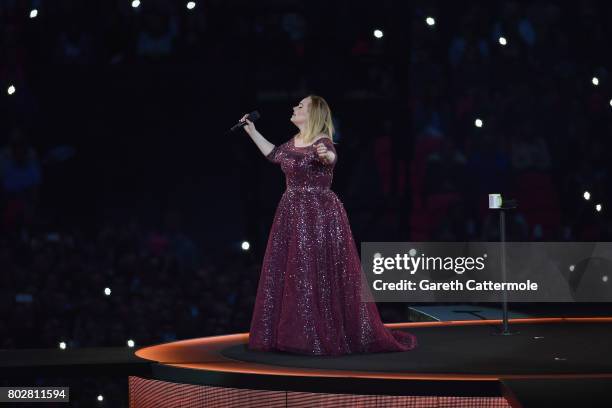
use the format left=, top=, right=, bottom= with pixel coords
left=222, top=321, right=612, bottom=375
left=3, top=319, right=612, bottom=406
left=133, top=318, right=612, bottom=406
left=0, top=347, right=150, bottom=378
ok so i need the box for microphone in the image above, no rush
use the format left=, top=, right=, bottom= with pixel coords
left=230, top=110, right=260, bottom=132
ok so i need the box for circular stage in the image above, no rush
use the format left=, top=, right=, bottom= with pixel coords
left=130, top=318, right=612, bottom=407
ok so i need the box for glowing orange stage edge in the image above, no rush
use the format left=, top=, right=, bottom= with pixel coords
left=136, top=317, right=612, bottom=382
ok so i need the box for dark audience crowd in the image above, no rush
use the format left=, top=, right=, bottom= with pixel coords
left=404, top=1, right=610, bottom=243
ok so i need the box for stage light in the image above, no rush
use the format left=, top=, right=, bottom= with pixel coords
left=475, top=118, right=483, bottom=128
left=595, top=203, right=602, bottom=212
left=131, top=0, right=140, bottom=8
left=603, top=275, right=609, bottom=283
left=569, top=264, right=575, bottom=272
left=127, top=339, right=135, bottom=348
left=104, top=287, right=111, bottom=296
left=373, top=29, right=383, bottom=39
left=426, top=17, right=435, bottom=26
left=241, top=241, right=250, bottom=251
left=97, top=395, right=104, bottom=402
left=59, top=341, right=67, bottom=350
left=7, top=85, right=15, bottom=95
left=29, top=9, right=38, bottom=18
left=498, top=36, right=507, bottom=46
left=592, top=77, right=599, bottom=86
left=583, top=191, right=591, bottom=200
left=609, top=99, right=612, bottom=107
left=187, top=1, right=196, bottom=9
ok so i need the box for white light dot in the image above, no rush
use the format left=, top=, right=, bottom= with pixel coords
left=409, top=248, right=417, bottom=257
left=186, top=1, right=196, bottom=9
left=603, top=275, right=608, bottom=283
left=241, top=241, right=250, bottom=251
left=592, top=77, right=599, bottom=86
left=59, top=341, right=67, bottom=350
left=97, top=395, right=104, bottom=402
left=569, top=264, right=575, bottom=272
left=583, top=191, right=591, bottom=200
left=127, top=339, right=135, bottom=347
left=131, top=0, right=140, bottom=8
left=498, top=36, right=507, bottom=46
left=595, top=203, right=602, bottom=212
left=29, top=9, right=38, bottom=18
left=426, top=17, right=435, bottom=26
left=475, top=118, right=483, bottom=128
left=373, top=252, right=381, bottom=259
left=373, top=29, right=383, bottom=39
left=104, top=287, right=111, bottom=296
left=609, top=99, right=612, bottom=107
left=7, top=85, right=16, bottom=95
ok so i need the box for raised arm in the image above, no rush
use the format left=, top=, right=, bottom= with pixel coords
left=240, top=113, right=275, bottom=158
left=314, top=137, right=337, bottom=165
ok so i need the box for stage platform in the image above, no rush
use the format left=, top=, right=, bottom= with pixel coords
left=131, top=317, right=612, bottom=407
left=407, top=304, right=532, bottom=322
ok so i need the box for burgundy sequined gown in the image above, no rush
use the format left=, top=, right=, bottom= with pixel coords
left=248, top=136, right=417, bottom=355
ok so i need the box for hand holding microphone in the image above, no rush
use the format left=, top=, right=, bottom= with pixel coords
left=231, top=110, right=260, bottom=135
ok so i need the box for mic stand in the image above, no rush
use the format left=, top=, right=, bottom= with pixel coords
left=492, top=198, right=519, bottom=336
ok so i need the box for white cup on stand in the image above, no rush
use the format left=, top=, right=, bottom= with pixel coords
left=488, top=193, right=502, bottom=209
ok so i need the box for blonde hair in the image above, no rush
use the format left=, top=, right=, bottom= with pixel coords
left=300, top=95, right=335, bottom=144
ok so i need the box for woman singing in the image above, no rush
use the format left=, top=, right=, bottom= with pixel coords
left=242, top=95, right=417, bottom=355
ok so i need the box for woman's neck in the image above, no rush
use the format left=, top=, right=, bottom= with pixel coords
left=296, top=123, right=306, bottom=137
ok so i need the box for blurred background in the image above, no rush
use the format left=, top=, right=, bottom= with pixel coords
left=1, top=0, right=611, bottom=405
